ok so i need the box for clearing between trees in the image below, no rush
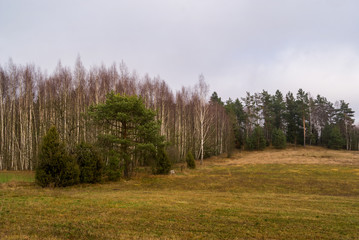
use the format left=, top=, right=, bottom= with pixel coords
left=0, top=146, right=359, bottom=239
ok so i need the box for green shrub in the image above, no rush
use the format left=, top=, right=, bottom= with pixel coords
left=35, top=168, right=52, bottom=188
left=59, top=156, right=80, bottom=187
left=155, top=148, right=172, bottom=174
left=272, top=128, right=286, bottom=149
left=186, top=151, right=196, bottom=169
left=74, top=142, right=103, bottom=183
left=245, top=126, right=266, bottom=151
left=35, top=126, right=79, bottom=187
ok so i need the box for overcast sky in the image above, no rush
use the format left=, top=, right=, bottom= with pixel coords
left=1, top=0, right=359, bottom=122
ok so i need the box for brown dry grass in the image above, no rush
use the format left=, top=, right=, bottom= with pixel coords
left=205, top=145, right=359, bottom=166
left=0, top=146, right=358, bottom=239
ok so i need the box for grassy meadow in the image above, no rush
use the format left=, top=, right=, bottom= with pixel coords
left=0, top=146, right=358, bottom=239
left=0, top=171, right=34, bottom=184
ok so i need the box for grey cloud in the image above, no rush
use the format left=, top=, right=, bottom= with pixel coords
left=1, top=0, right=359, bottom=120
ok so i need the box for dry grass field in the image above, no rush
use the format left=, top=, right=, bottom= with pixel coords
left=0, top=146, right=359, bottom=239
left=208, top=145, right=359, bottom=165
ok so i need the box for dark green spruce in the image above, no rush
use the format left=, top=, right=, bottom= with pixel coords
left=35, top=126, right=79, bottom=187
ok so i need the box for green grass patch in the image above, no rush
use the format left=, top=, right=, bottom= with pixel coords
left=0, top=171, right=34, bottom=183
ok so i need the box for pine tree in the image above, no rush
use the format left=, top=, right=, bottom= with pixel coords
left=261, top=90, right=274, bottom=144
left=210, top=91, right=223, bottom=105
left=89, top=92, right=164, bottom=179
left=225, top=98, right=246, bottom=149
left=285, top=92, right=300, bottom=145
left=335, top=101, right=355, bottom=150
left=272, top=90, right=285, bottom=130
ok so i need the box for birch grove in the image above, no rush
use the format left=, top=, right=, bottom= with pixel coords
left=0, top=60, right=232, bottom=170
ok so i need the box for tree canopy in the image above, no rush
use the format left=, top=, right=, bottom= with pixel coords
left=89, top=92, right=165, bottom=178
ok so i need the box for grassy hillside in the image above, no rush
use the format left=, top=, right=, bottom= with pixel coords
left=0, top=146, right=358, bottom=239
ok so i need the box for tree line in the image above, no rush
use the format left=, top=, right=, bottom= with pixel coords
left=0, top=58, right=357, bottom=171
left=220, top=89, right=358, bottom=151
left=0, top=58, right=232, bottom=171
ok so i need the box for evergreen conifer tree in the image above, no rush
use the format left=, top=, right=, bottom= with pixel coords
left=89, top=92, right=164, bottom=179
left=155, top=147, right=172, bottom=174
left=245, top=126, right=266, bottom=150
left=328, top=126, right=345, bottom=150
left=272, top=128, right=286, bottom=149
left=36, top=126, right=79, bottom=187
left=186, top=151, right=196, bottom=169
left=74, top=142, right=103, bottom=183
